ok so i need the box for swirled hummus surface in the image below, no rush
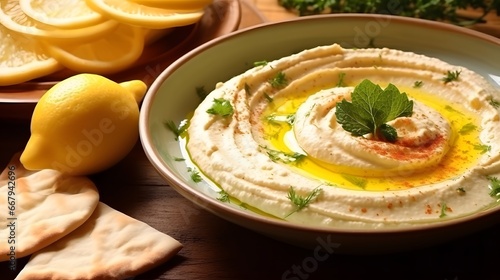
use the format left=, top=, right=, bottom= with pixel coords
left=185, top=44, right=500, bottom=229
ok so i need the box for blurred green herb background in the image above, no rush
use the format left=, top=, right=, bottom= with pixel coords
left=278, top=0, right=500, bottom=26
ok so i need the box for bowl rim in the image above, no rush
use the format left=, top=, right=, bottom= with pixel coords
left=139, top=13, right=500, bottom=236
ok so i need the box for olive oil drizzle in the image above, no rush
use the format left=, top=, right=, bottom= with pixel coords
left=261, top=83, right=484, bottom=192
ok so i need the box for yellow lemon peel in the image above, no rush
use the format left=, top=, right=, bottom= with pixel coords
left=129, top=0, right=212, bottom=10
left=0, top=0, right=118, bottom=41
left=40, top=24, right=145, bottom=74
left=85, top=0, right=204, bottom=29
left=20, top=73, right=147, bottom=176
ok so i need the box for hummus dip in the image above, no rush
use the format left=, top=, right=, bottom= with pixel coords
left=186, top=44, right=500, bottom=229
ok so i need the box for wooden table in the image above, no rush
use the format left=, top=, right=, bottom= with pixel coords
left=2, top=1, right=500, bottom=279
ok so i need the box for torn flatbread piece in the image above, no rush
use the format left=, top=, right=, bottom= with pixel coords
left=0, top=153, right=99, bottom=261
left=16, top=202, right=183, bottom=280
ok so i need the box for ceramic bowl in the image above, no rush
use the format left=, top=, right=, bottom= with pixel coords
left=139, top=14, right=500, bottom=254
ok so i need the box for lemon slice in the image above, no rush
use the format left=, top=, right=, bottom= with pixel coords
left=40, top=24, right=145, bottom=74
left=85, top=0, right=204, bottom=29
left=19, top=0, right=105, bottom=29
left=0, top=0, right=118, bottom=42
left=129, top=0, right=212, bottom=10
left=0, top=25, right=62, bottom=86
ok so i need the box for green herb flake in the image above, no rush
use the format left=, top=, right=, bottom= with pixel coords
left=266, top=148, right=305, bottom=165
left=439, top=202, right=448, bottom=218
left=285, top=186, right=322, bottom=218
left=444, top=105, right=464, bottom=115
left=488, top=98, right=500, bottom=109
left=456, top=187, right=466, bottom=195
left=265, top=114, right=280, bottom=125
left=266, top=114, right=295, bottom=126
left=336, top=72, right=346, bottom=87
left=342, top=174, right=367, bottom=189
left=277, top=0, right=497, bottom=26
left=335, top=79, right=413, bottom=142
left=254, top=60, right=268, bottom=67
left=187, top=167, right=202, bottom=183
left=264, top=93, right=274, bottom=102
left=174, top=157, right=185, bottom=162
left=286, top=114, right=296, bottom=125
left=164, top=119, right=188, bottom=140
left=239, top=203, right=249, bottom=209
left=217, top=190, right=230, bottom=203
left=206, top=98, right=234, bottom=117
left=413, top=81, right=423, bottom=88
left=459, top=123, right=477, bottom=135
left=196, top=86, right=208, bottom=100
left=442, top=70, right=461, bottom=84
left=487, top=176, right=500, bottom=199
left=474, top=144, right=491, bottom=154
left=269, top=71, right=288, bottom=88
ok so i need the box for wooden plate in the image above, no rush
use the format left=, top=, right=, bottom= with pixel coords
left=0, top=0, right=241, bottom=119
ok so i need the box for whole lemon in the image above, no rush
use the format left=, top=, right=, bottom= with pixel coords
left=20, top=73, right=147, bottom=176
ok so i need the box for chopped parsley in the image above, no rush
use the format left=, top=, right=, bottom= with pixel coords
left=174, top=157, right=185, bottom=162
left=488, top=176, right=500, bottom=200
left=439, top=202, right=448, bottom=218
left=458, top=123, right=477, bottom=135
left=285, top=186, right=322, bottom=218
left=474, top=144, right=491, bottom=154
left=217, top=190, right=230, bottom=203
left=187, top=167, right=202, bottom=183
left=253, top=60, right=268, bottom=67
left=206, top=98, right=234, bottom=117
left=266, top=114, right=295, bottom=126
left=444, top=105, right=464, bottom=115
left=342, top=174, right=368, bottom=189
left=488, top=98, right=500, bottom=109
left=442, top=70, right=461, bottom=84
left=286, top=114, right=296, bottom=125
left=335, top=79, right=413, bottom=142
left=336, top=72, right=346, bottom=87
left=413, top=81, right=423, bottom=88
left=269, top=71, right=288, bottom=88
left=164, top=119, right=188, bottom=140
left=262, top=146, right=305, bottom=164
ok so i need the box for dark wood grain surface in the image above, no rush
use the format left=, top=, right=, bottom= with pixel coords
left=2, top=1, right=500, bottom=279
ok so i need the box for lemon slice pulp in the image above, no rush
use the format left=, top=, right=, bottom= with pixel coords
left=0, top=0, right=118, bottom=42
left=0, top=25, right=62, bottom=86
left=19, top=0, right=105, bottom=29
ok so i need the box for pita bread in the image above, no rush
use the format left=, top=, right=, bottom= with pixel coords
left=16, top=202, right=183, bottom=280
left=0, top=153, right=99, bottom=261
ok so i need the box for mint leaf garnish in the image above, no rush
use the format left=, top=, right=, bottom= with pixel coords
left=335, top=79, right=413, bottom=142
